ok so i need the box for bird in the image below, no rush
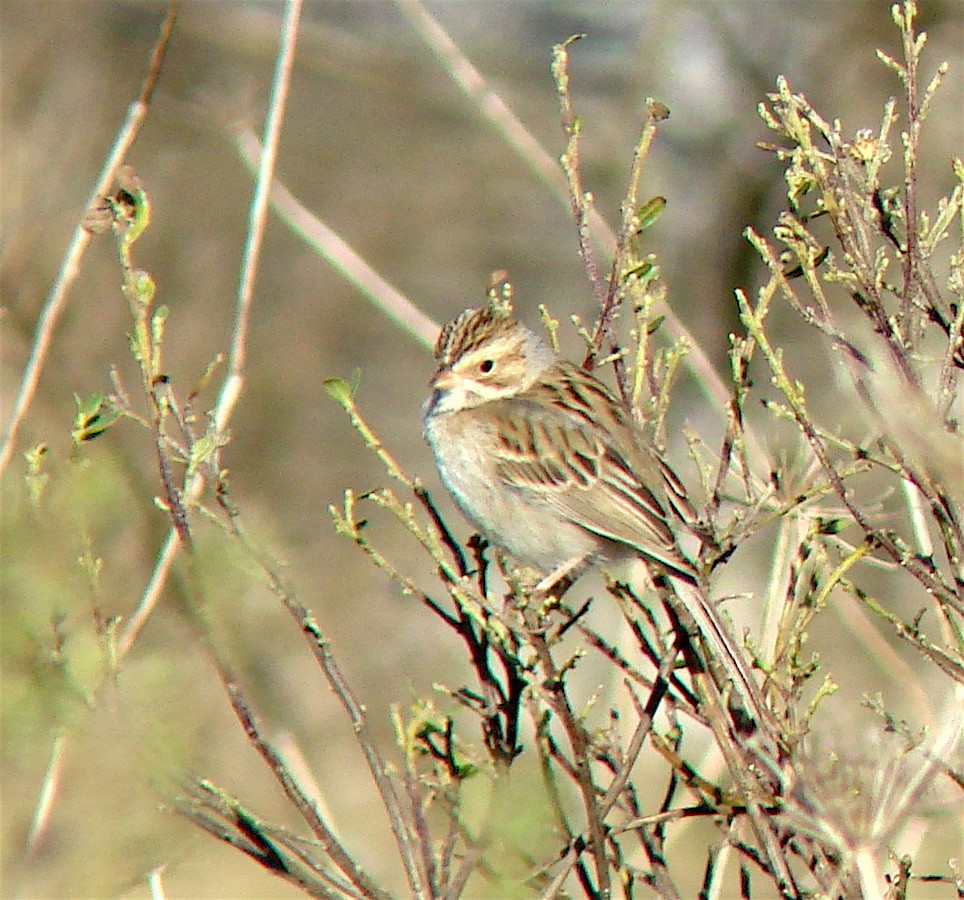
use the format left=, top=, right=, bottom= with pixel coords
left=422, top=287, right=773, bottom=736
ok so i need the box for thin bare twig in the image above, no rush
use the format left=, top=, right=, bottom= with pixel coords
left=23, top=733, right=66, bottom=855
left=551, top=35, right=609, bottom=315
left=210, top=649, right=392, bottom=900
left=259, top=551, right=429, bottom=897
left=525, top=623, right=610, bottom=896
left=216, top=0, right=303, bottom=432
left=393, top=0, right=611, bottom=255
left=117, top=0, right=304, bottom=659
left=18, top=8, right=180, bottom=866
left=117, top=529, right=180, bottom=658
left=232, top=128, right=439, bottom=350
left=0, top=1, right=180, bottom=477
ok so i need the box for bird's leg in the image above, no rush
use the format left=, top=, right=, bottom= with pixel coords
left=534, top=553, right=591, bottom=596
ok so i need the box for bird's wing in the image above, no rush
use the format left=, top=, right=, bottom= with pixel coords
left=484, top=395, right=689, bottom=575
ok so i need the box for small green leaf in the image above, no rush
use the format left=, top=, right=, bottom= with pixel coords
left=324, top=376, right=355, bottom=408
left=782, top=246, right=829, bottom=279
left=635, top=196, right=666, bottom=233
left=116, top=167, right=151, bottom=246
left=75, top=391, right=104, bottom=422
left=71, top=392, right=119, bottom=443
left=786, top=170, right=817, bottom=204
left=623, top=259, right=654, bottom=282
left=349, top=367, right=363, bottom=394
left=817, top=517, right=847, bottom=535
left=189, top=433, right=220, bottom=475
left=645, top=314, right=665, bottom=335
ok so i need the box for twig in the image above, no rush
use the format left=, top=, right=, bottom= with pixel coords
left=395, top=0, right=757, bottom=461
left=208, top=647, right=392, bottom=900
left=117, top=529, right=180, bottom=657
left=24, top=732, right=66, bottom=855
left=604, top=101, right=670, bottom=353
left=0, top=1, right=179, bottom=477
left=597, top=657, right=675, bottom=821
left=393, top=0, right=610, bottom=256
left=118, top=0, right=304, bottom=658
left=525, top=623, right=610, bottom=896
left=232, top=127, right=439, bottom=350
left=175, top=780, right=354, bottom=899
left=551, top=35, right=609, bottom=315
left=216, top=0, right=303, bottom=433
left=741, top=231, right=962, bottom=612
left=896, top=1, right=923, bottom=337
left=289, top=595, right=430, bottom=896
left=215, top=476, right=431, bottom=897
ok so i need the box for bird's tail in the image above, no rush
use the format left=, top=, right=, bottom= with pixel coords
left=665, top=574, right=780, bottom=753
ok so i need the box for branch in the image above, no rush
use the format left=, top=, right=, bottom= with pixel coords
left=0, top=1, right=180, bottom=477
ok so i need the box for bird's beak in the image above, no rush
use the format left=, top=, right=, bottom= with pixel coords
left=430, top=368, right=460, bottom=391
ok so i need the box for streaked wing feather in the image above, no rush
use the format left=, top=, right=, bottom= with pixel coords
left=487, top=397, right=683, bottom=569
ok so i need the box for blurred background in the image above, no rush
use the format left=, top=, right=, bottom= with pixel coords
left=2, top=1, right=962, bottom=896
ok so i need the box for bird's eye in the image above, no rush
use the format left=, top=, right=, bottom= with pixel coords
left=478, top=359, right=495, bottom=374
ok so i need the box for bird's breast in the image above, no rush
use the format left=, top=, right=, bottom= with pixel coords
left=423, top=407, right=602, bottom=572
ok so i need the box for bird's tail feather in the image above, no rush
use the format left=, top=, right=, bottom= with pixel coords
left=666, top=575, right=779, bottom=749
